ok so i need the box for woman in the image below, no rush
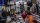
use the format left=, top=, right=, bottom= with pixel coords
left=28, top=15, right=33, bottom=23
left=21, top=10, right=27, bottom=22
left=27, top=12, right=33, bottom=23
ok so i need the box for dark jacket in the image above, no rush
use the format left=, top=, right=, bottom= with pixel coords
left=0, top=16, right=1, bottom=21
left=2, top=11, right=7, bottom=18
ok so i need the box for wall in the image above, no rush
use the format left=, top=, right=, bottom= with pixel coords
left=32, top=0, right=36, bottom=3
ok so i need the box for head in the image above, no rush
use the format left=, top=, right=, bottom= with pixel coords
left=27, top=12, right=32, bottom=15
left=33, top=20, right=38, bottom=23
left=22, top=10, right=25, bottom=12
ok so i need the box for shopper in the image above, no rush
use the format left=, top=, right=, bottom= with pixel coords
left=21, top=10, right=27, bottom=22
left=20, top=3, right=24, bottom=13
left=2, top=10, right=7, bottom=23
left=27, top=12, right=33, bottom=23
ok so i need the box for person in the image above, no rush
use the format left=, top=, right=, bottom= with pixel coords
left=21, top=10, right=27, bottom=22
left=14, top=11, right=16, bottom=17
left=0, top=15, right=2, bottom=23
left=36, top=4, right=39, bottom=14
left=31, top=4, right=36, bottom=14
left=27, top=12, right=33, bottom=23
left=28, top=15, right=33, bottom=23
left=20, top=3, right=24, bottom=13
left=2, top=9, right=7, bottom=23
left=10, top=13, right=14, bottom=22
left=10, top=11, right=17, bottom=22
left=20, top=3, right=22, bottom=13
left=2, top=10, right=7, bottom=18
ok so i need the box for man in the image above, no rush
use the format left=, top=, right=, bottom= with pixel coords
left=2, top=9, right=7, bottom=23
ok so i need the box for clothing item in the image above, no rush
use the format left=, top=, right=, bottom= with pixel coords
left=28, top=15, right=33, bottom=23
left=21, top=11, right=27, bottom=20
left=2, top=11, right=7, bottom=18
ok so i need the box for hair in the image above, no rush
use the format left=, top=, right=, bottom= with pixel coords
left=27, top=12, right=32, bottom=15
left=33, top=20, right=38, bottom=23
